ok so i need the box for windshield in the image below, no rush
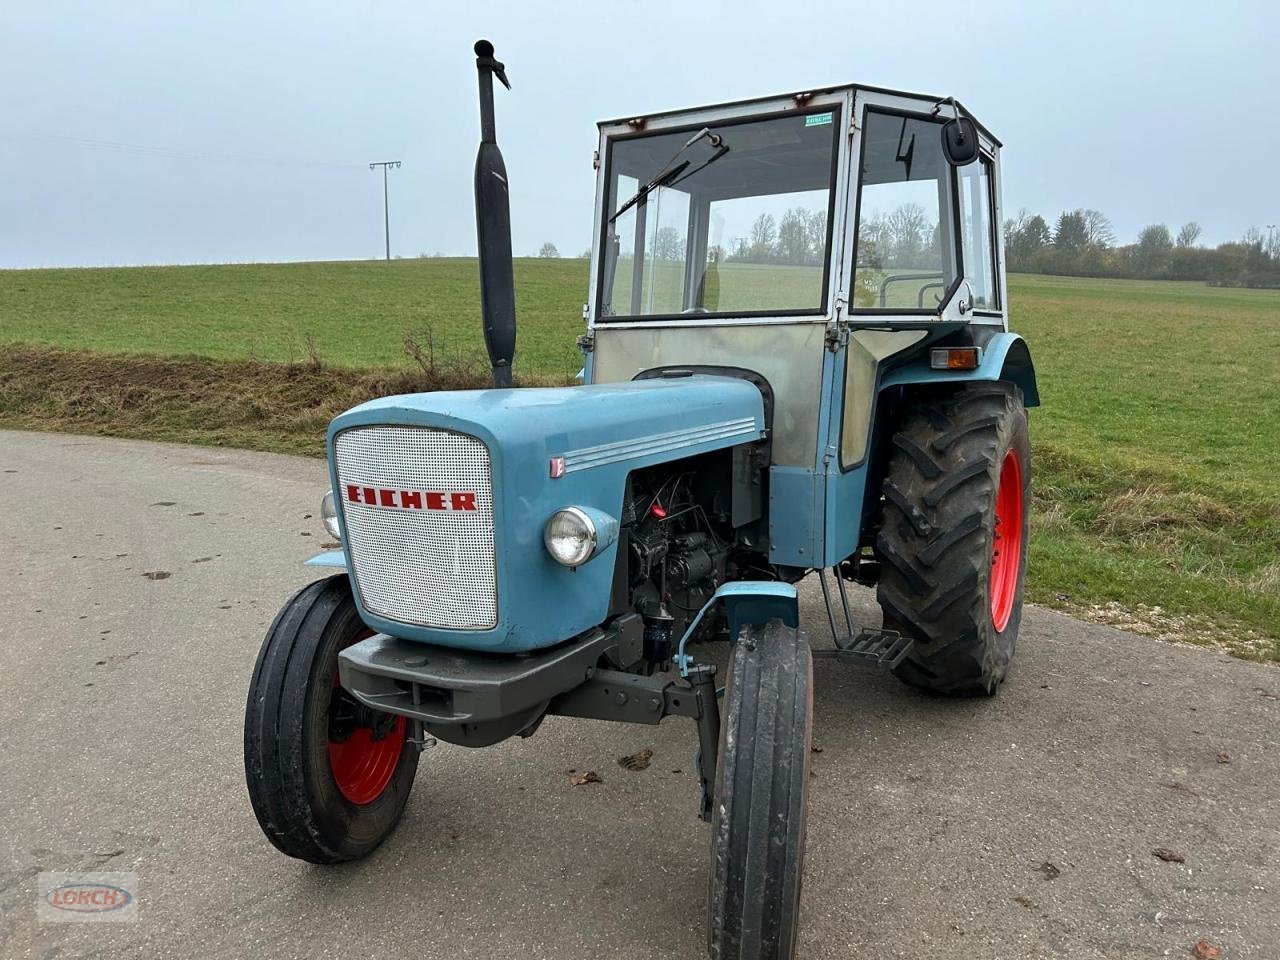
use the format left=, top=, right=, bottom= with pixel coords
left=598, top=108, right=840, bottom=321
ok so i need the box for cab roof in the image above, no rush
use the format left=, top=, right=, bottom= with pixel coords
left=598, top=82, right=1001, bottom=149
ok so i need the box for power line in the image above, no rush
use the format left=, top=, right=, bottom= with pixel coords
left=1, top=127, right=365, bottom=171
left=369, top=160, right=401, bottom=261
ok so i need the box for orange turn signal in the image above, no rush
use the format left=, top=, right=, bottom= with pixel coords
left=930, top=347, right=981, bottom=371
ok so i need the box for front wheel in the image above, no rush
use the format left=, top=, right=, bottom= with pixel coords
left=707, top=619, right=813, bottom=960
left=244, top=575, right=419, bottom=863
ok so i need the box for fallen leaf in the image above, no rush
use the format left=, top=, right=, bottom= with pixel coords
left=1012, top=895, right=1034, bottom=909
left=810, top=744, right=824, bottom=754
left=570, top=770, right=601, bottom=786
left=1153, top=848, right=1185, bottom=863
left=618, top=748, right=654, bottom=771
left=150, top=501, right=176, bottom=507
left=1216, top=752, right=1231, bottom=764
left=190, top=557, right=213, bottom=564
left=1192, top=939, right=1223, bottom=959
left=1036, top=861, right=1061, bottom=880
left=142, top=571, right=171, bottom=581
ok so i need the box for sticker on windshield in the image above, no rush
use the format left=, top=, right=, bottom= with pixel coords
left=805, top=112, right=833, bottom=127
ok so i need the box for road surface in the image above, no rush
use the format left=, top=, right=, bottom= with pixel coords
left=1, top=430, right=1276, bottom=959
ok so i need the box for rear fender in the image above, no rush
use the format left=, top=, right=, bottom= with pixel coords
left=878, top=331, right=1039, bottom=406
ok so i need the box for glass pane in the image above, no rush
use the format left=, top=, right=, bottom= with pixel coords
left=853, top=111, right=957, bottom=310
left=600, top=109, right=839, bottom=319
left=703, top=191, right=827, bottom=312
left=611, top=183, right=690, bottom=315
left=959, top=158, right=998, bottom=309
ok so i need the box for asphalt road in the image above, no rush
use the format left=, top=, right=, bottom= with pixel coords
left=1, top=430, right=1277, bottom=960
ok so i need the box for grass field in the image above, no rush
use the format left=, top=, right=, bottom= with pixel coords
left=2, top=259, right=1277, bottom=660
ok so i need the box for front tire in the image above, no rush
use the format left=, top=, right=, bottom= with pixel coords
left=707, top=620, right=813, bottom=960
left=875, top=383, right=1031, bottom=696
left=244, top=575, right=419, bottom=863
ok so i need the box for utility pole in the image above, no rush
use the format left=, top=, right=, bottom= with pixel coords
left=369, top=160, right=402, bottom=260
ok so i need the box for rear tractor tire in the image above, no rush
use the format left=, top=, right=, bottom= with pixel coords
left=875, top=383, right=1030, bottom=697
left=244, top=575, right=419, bottom=863
left=707, top=619, right=813, bottom=960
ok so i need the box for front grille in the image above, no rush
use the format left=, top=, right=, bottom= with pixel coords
left=333, top=425, right=497, bottom=630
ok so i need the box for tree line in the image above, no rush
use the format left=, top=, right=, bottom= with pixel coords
left=724, top=208, right=828, bottom=265
left=1005, top=210, right=1280, bottom=288
left=538, top=206, right=1280, bottom=289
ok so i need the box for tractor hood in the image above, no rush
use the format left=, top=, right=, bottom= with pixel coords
left=325, top=376, right=766, bottom=652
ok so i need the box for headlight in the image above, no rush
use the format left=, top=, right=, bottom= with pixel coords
left=321, top=490, right=341, bottom=540
left=544, top=507, right=596, bottom=567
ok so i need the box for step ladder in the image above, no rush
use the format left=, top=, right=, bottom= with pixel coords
left=810, top=566, right=914, bottom=669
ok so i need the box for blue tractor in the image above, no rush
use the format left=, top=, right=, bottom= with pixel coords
left=244, top=41, right=1037, bottom=960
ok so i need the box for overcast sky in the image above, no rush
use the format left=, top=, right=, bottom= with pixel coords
left=2, top=1, right=1276, bottom=268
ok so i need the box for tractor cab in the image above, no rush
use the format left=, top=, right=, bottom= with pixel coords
left=583, top=85, right=1029, bottom=570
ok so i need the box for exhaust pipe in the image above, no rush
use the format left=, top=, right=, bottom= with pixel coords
left=472, top=39, right=516, bottom=389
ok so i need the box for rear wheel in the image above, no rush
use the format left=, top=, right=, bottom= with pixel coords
left=707, top=619, right=813, bottom=960
left=875, top=383, right=1030, bottom=696
left=244, top=575, right=418, bottom=863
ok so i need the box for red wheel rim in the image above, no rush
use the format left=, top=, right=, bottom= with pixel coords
left=328, top=629, right=406, bottom=805
left=990, top=450, right=1024, bottom=633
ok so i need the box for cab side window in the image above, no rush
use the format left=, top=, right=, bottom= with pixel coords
left=958, top=157, right=998, bottom=310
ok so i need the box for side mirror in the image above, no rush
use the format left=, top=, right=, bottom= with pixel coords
left=941, top=116, right=980, bottom=166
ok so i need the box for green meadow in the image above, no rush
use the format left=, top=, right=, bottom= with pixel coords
left=1, top=259, right=1276, bottom=659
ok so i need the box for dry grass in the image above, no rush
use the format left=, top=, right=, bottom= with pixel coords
left=1089, top=484, right=1242, bottom=541
left=0, top=345, right=566, bottom=457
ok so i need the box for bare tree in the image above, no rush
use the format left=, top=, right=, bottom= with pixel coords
left=1176, top=222, right=1203, bottom=248
left=803, top=209, right=827, bottom=265
left=1134, top=224, right=1174, bottom=277
left=538, top=242, right=560, bottom=258
left=748, top=213, right=777, bottom=261
left=776, top=209, right=811, bottom=264
left=652, top=226, right=684, bottom=262
left=887, top=203, right=931, bottom=267
left=1003, top=208, right=1033, bottom=246
left=1082, top=209, right=1115, bottom=248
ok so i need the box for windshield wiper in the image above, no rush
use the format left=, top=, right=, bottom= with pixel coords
left=610, top=161, right=689, bottom=223
left=608, top=127, right=728, bottom=223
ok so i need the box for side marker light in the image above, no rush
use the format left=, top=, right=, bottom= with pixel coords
left=930, top=347, right=981, bottom=371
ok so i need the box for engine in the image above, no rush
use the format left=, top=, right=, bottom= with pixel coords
left=617, top=447, right=772, bottom=669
